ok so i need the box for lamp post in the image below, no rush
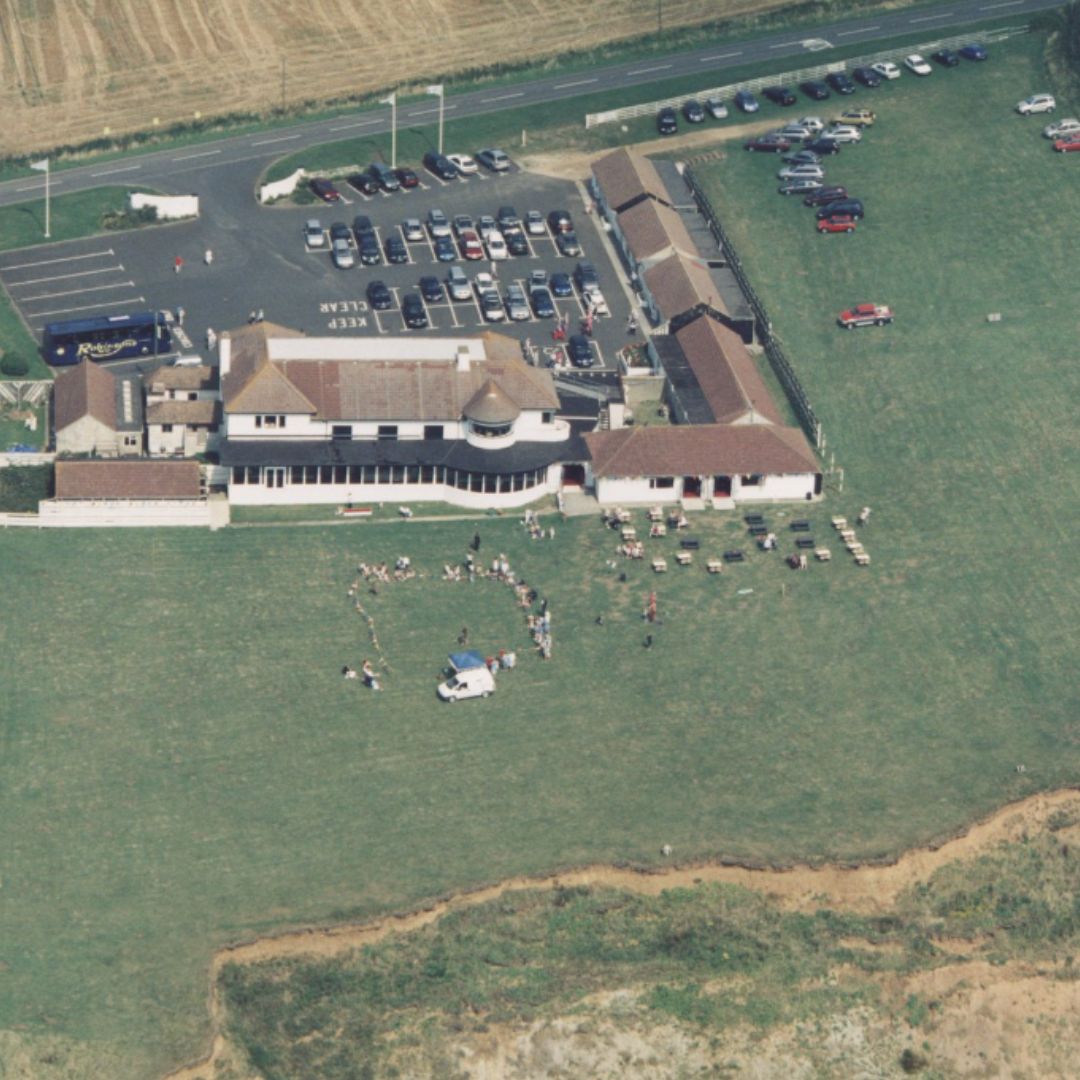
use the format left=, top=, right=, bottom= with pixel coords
left=30, top=158, right=49, bottom=238
left=426, top=85, right=445, bottom=154
left=380, top=91, right=397, bottom=168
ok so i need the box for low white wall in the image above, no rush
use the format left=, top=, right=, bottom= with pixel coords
left=129, top=192, right=199, bottom=220
left=259, top=169, right=306, bottom=205
left=0, top=452, right=54, bottom=467
left=38, top=499, right=212, bottom=527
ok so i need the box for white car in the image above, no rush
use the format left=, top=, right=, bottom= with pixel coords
left=304, top=219, right=326, bottom=248
left=524, top=210, right=546, bottom=235
left=446, top=153, right=478, bottom=175
left=486, top=230, right=508, bottom=260
left=705, top=97, right=729, bottom=119
left=795, top=116, right=825, bottom=133
left=778, top=124, right=815, bottom=141
left=1017, top=93, right=1056, bottom=115
left=905, top=54, right=932, bottom=76
left=1044, top=117, right=1080, bottom=138
left=778, top=163, right=825, bottom=181
left=821, top=124, right=862, bottom=144
left=871, top=60, right=901, bottom=80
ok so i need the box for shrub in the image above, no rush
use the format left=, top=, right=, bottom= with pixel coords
left=0, top=354, right=30, bottom=376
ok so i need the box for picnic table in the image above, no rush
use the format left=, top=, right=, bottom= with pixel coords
left=744, top=513, right=765, bottom=526
left=651, top=557, right=668, bottom=573
left=790, top=520, right=811, bottom=532
left=706, top=558, right=724, bottom=574
left=796, top=537, right=815, bottom=549
left=620, top=526, right=637, bottom=541
left=680, top=537, right=700, bottom=550
left=814, top=548, right=832, bottom=562
left=748, top=524, right=768, bottom=537
left=724, top=550, right=745, bottom=563
left=676, top=551, right=693, bottom=566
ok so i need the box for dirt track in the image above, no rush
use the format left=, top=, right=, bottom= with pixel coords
left=163, top=787, right=1080, bottom=1080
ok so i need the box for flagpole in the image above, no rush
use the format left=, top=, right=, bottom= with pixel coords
left=391, top=94, right=397, bottom=169
left=44, top=161, right=50, bottom=239
left=438, top=89, right=444, bottom=154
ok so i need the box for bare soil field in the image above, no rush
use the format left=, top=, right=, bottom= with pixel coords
left=0, top=0, right=788, bottom=156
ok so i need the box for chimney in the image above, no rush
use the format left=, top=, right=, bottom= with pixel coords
left=456, top=344, right=471, bottom=373
left=219, top=334, right=232, bottom=378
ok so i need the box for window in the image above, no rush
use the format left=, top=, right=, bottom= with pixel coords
left=161, top=424, right=174, bottom=433
left=377, top=425, right=398, bottom=440
left=188, top=392, right=198, bottom=401
left=541, top=411, right=554, bottom=425
left=470, top=420, right=512, bottom=439
left=424, top=425, right=444, bottom=440
left=123, top=435, right=139, bottom=447
left=332, top=425, right=352, bottom=441
left=650, top=477, right=676, bottom=489
left=257, top=414, right=286, bottom=429
left=232, top=466, right=246, bottom=484
left=740, top=474, right=762, bottom=487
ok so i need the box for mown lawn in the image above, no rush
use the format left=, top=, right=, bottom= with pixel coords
left=1, top=29, right=1078, bottom=1080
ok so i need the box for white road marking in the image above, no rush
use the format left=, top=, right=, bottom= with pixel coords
left=769, top=41, right=804, bottom=49
left=252, top=134, right=302, bottom=145
left=910, top=11, right=953, bottom=20
left=628, top=64, right=672, bottom=75
left=2, top=250, right=114, bottom=271
left=981, top=0, right=1022, bottom=7
left=329, top=119, right=380, bottom=131
left=22, top=281, right=136, bottom=302
left=555, top=78, right=599, bottom=88
left=699, top=51, right=743, bottom=61
left=90, top=164, right=142, bottom=177
left=838, top=25, right=879, bottom=35
left=31, top=297, right=145, bottom=318
left=171, top=149, right=222, bottom=161
left=16, top=180, right=60, bottom=192
left=8, top=266, right=124, bottom=287
left=482, top=92, right=525, bottom=102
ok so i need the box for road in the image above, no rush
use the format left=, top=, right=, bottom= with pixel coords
left=0, top=0, right=1059, bottom=210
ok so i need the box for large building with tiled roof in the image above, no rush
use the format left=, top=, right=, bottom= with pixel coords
left=217, top=323, right=583, bottom=508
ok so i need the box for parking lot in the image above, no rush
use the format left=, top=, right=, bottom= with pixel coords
left=0, top=161, right=634, bottom=375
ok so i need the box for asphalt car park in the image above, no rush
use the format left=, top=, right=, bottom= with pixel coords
left=0, top=163, right=630, bottom=374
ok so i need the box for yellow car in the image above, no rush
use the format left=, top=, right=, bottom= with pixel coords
left=835, top=108, right=876, bottom=127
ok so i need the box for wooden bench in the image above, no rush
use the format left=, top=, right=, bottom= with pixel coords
left=814, top=548, right=832, bottom=562
left=796, top=537, right=815, bottom=549
left=854, top=551, right=871, bottom=566
left=724, top=550, right=745, bottom=563
left=790, top=520, right=811, bottom=532
left=676, top=551, right=693, bottom=566
left=831, top=516, right=848, bottom=530
left=651, top=557, right=668, bottom=573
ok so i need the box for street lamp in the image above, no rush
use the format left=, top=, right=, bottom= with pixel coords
left=380, top=91, right=397, bottom=168
left=426, top=84, right=445, bottom=155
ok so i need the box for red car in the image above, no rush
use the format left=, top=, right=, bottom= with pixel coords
left=744, top=135, right=791, bottom=153
left=838, top=303, right=893, bottom=328
left=395, top=166, right=420, bottom=188
left=817, top=214, right=856, bottom=234
left=458, top=229, right=484, bottom=260
left=1053, top=136, right=1080, bottom=152
left=309, top=177, right=341, bottom=203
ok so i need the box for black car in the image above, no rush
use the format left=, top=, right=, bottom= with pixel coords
left=346, top=172, right=379, bottom=196
left=574, top=260, right=599, bottom=291
left=401, top=293, right=428, bottom=329
left=826, top=72, right=856, bottom=95
left=385, top=235, right=408, bottom=264
left=505, top=230, right=529, bottom=256
left=805, top=138, right=841, bottom=156
left=358, top=233, right=382, bottom=265
left=567, top=334, right=595, bottom=368
left=366, top=280, right=393, bottom=310
left=547, top=209, right=573, bottom=234
left=309, top=178, right=341, bottom=203
left=329, top=222, right=351, bottom=243
left=657, top=106, right=678, bottom=135
left=352, top=215, right=375, bottom=243
left=419, top=275, right=443, bottom=303
left=496, top=206, right=521, bottom=230
left=530, top=287, right=556, bottom=319
left=433, top=235, right=456, bottom=262
left=556, top=231, right=582, bottom=257
left=368, top=161, right=400, bottom=192
left=799, top=80, right=830, bottom=101
left=803, top=185, right=848, bottom=207
left=763, top=86, right=797, bottom=106
left=683, top=99, right=705, bottom=123
left=814, top=198, right=863, bottom=220
left=394, top=166, right=420, bottom=188
left=932, top=49, right=960, bottom=67
left=853, top=66, right=882, bottom=87
left=422, top=150, right=459, bottom=181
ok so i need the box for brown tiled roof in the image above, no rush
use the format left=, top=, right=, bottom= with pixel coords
left=146, top=400, right=219, bottom=426
left=616, top=199, right=697, bottom=263
left=674, top=314, right=781, bottom=425
left=591, top=148, right=672, bottom=212
left=463, top=379, right=521, bottom=424
left=143, top=364, right=217, bottom=393
left=55, top=460, right=201, bottom=499
left=585, top=424, right=818, bottom=478
left=229, top=360, right=317, bottom=415
left=221, top=321, right=304, bottom=404
left=644, top=252, right=730, bottom=322
left=53, top=361, right=116, bottom=431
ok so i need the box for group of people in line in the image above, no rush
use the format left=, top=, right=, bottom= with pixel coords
left=522, top=508, right=555, bottom=541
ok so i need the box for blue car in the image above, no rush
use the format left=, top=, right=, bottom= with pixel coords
left=734, top=89, right=760, bottom=113
left=550, top=272, right=573, bottom=298
left=960, top=43, right=988, bottom=61
left=433, top=235, right=456, bottom=262
left=530, top=287, right=556, bottom=319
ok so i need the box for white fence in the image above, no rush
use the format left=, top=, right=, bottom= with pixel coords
left=38, top=498, right=213, bottom=528
left=585, top=25, right=1029, bottom=127
left=129, top=192, right=199, bottom=220
left=259, top=168, right=306, bottom=205
left=0, top=452, right=53, bottom=467
left=0, top=512, right=40, bottom=527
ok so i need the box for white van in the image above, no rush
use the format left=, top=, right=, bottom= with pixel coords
left=437, top=664, right=495, bottom=702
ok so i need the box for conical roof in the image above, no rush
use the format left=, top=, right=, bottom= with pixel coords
left=462, top=378, right=520, bottom=424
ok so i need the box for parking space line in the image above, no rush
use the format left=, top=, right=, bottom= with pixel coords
left=9, top=266, right=124, bottom=287
left=172, top=149, right=221, bottom=161
left=252, top=134, right=302, bottom=146
left=90, top=164, right=142, bottom=177
left=1, top=249, right=116, bottom=271
left=31, top=297, right=145, bottom=319
left=22, top=280, right=137, bottom=302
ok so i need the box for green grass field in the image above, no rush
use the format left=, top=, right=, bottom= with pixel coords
left=1, top=29, right=1078, bottom=1080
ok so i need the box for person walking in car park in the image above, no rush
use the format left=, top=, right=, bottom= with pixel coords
left=204, top=248, right=213, bottom=266
left=174, top=255, right=183, bottom=274
left=175, top=306, right=185, bottom=327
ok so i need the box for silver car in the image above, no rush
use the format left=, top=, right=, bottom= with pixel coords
left=331, top=237, right=355, bottom=269
left=504, top=284, right=530, bottom=321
